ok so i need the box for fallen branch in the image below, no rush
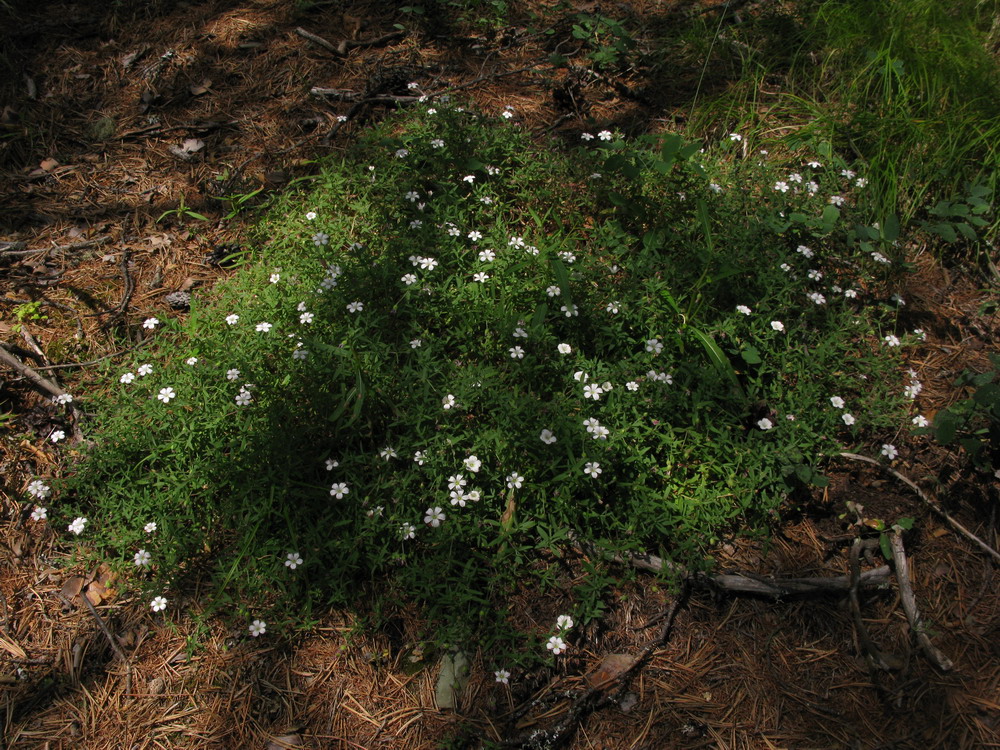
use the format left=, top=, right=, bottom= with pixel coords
left=0, top=341, right=66, bottom=399
left=310, top=87, right=420, bottom=104
left=296, top=27, right=405, bottom=58
left=295, top=27, right=342, bottom=56
left=839, top=452, right=1000, bottom=564
left=889, top=531, right=954, bottom=671
left=0, top=236, right=110, bottom=258
left=80, top=594, right=133, bottom=695
left=849, top=538, right=902, bottom=672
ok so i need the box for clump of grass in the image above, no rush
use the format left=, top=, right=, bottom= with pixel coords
left=45, top=103, right=918, bottom=665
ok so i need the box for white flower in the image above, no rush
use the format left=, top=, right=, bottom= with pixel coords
left=709, top=183, right=722, bottom=193
left=904, top=383, right=921, bottom=399
left=557, top=343, right=571, bottom=355
left=842, top=413, right=856, bottom=426
left=473, top=272, right=489, bottom=283
left=807, top=161, right=822, bottom=169
left=150, top=596, right=168, bottom=613
left=560, top=304, right=578, bottom=317
left=347, top=301, right=363, bottom=313
left=494, top=669, right=511, bottom=684
left=442, top=394, right=456, bottom=410
left=293, top=348, right=309, bottom=361
left=540, top=429, right=557, bottom=445
left=913, top=328, right=927, bottom=341
left=157, top=387, right=176, bottom=403
left=546, top=285, right=561, bottom=297
left=883, top=335, right=900, bottom=347
left=419, top=257, right=438, bottom=271
left=477, top=248, right=496, bottom=262
left=583, top=462, right=601, bottom=478
left=729, top=133, right=742, bottom=142
left=401, top=273, right=418, bottom=286
left=583, top=384, right=603, bottom=400
left=144, top=521, right=157, bottom=533
left=770, top=321, right=785, bottom=332
left=788, top=173, right=803, bottom=183
left=185, top=357, right=198, bottom=366
left=424, top=507, right=445, bottom=527
left=270, top=273, right=281, bottom=284
left=807, top=269, right=823, bottom=281
left=645, top=338, right=663, bottom=354
left=807, top=292, right=826, bottom=305
left=431, top=138, right=444, bottom=148
left=143, top=317, right=159, bottom=330
left=312, top=232, right=329, bottom=246
left=249, top=619, right=267, bottom=637
left=830, top=396, right=845, bottom=409
left=401, top=523, right=416, bottom=540
left=735, top=305, right=752, bottom=315
left=410, top=338, right=423, bottom=349
left=449, top=490, right=467, bottom=507
left=574, top=371, right=589, bottom=382
left=380, top=447, right=398, bottom=460
left=464, top=455, right=482, bottom=473
left=27, top=480, right=51, bottom=499
left=467, top=230, right=483, bottom=243
left=256, top=322, right=272, bottom=333
left=597, top=130, right=612, bottom=141
left=134, top=549, right=152, bottom=567
left=546, top=636, right=567, bottom=655
left=806, top=181, right=819, bottom=194
left=912, top=415, right=929, bottom=428
left=297, top=301, right=309, bottom=311
left=841, top=169, right=856, bottom=179
left=513, top=327, right=528, bottom=338
left=558, top=251, right=576, bottom=264
left=856, top=178, right=868, bottom=188
left=844, top=289, right=858, bottom=299
left=120, top=371, right=135, bottom=384
left=235, top=390, right=252, bottom=406
left=773, top=181, right=789, bottom=193
left=501, top=108, right=514, bottom=119
left=580, top=132, right=594, bottom=141
left=506, top=473, right=524, bottom=489
left=329, top=482, right=350, bottom=499
left=508, top=236, right=525, bottom=248
left=556, top=615, right=574, bottom=630
left=300, top=312, right=314, bottom=324
left=325, top=458, right=339, bottom=471
left=448, top=474, right=467, bottom=491
left=509, top=346, right=525, bottom=359
left=226, top=368, right=240, bottom=381
left=796, top=245, right=814, bottom=258
left=606, top=301, right=619, bottom=314
left=137, top=364, right=153, bottom=376
left=829, top=195, right=845, bottom=206
left=463, top=175, right=476, bottom=185
left=780, top=263, right=792, bottom=273
left=305, top=211, right=317, bottom=221
left=284, top=552, right=303, bottom=569
left=757, top=418, right=774, bottom=430
left=465, top=489, right=481, bottom=503
left=68, top=517, right=87, bottom=535
left=31, top=506, right=47, bottom=521
left=50, top=430, right=66, bottom=443
left=881, top=444, right=898, bottom=460
left=872, top=252, right=890, bottom=265
left=413, top=451, right=425, bottom=466
left=626, top=381, right=639, bottom=391
left=405, top=191, right=420, bottom=202
left=591, top=425, right=610, bottom=440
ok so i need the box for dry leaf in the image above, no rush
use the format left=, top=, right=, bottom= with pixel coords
left=585, top=653, right=636, bottom=689
left=190, top=79, right=212, bottom=96
left=267, top=733, right=304, bottom=749
left=84, top=581, right=107, bottom=606
left=61, top=576, right=84, bottom=601
left=40, top=158, right=60, bottom=172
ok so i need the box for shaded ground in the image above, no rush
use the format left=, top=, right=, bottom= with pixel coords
left=1, top=1, right=998, bottom=748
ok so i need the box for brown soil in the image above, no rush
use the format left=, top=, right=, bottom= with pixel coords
left=1, top=2, right=998, bottom=748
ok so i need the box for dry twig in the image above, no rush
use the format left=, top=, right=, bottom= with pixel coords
left=849, top=538, right=902, bottom=672
left=0, top=341, right=67, bottom=399
left=839, top=452, right=1000, bottom=564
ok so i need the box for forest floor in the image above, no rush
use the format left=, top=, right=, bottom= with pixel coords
left=1, top=1, right=997, bottom=748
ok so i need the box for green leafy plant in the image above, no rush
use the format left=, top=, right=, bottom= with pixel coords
left=10, top=300, right=47, bottom=333
left=929, top=354, right=1000, bottom=473
left=156, top=193, right=209, bottom=225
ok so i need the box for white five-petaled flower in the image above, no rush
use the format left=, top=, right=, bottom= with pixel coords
left=556, top=615, right=574, bottom=630
left=736, top=305, right=752, bottom=315
left=185, top=357, right=198, bottom=366
left=757, top=418, right=773, bottom=431
left=143, top=317, right=159, bottom=330
left=150, top=596, right=167, bottom=613
left=513, top=327, right=528, bottom=338
left=313, top=232, right=330, bottom=246
left=284, top=552, right=303, bottom=570
left=134, top=549, right=152, bottom=567
left=773, top=181, right=789, bottom=193
left=419, top=256, right=438, bottom=270
left=540, top=429, right=557, bottom=444
left=431, top=139, right=444, bottom=149
left=305, top=211, right=317, bottom=221
left=495, top=669, right=511, bottom=684
left=468, top=230, right=482, bottom=241
left=771, top=321, right=785, bottom=332
left=509, top=346, right=525, bottom=359
left=226, top=314, right=240, bottom=326
left=50, top=430, right=66, bottom=443
left=31, top=506, right=47, bottom=521
left=402, top=273, right=417, bottom=285
left=27, top=480, right=51, bottom=499
left=583, top=384, right=604, bottom=400
left=478, top=249, right=496, bottom=262
left=138, top=363, right=153, bottom=376
left=729, top=133, right=742, bottom=142
left=68, top=517, right=87, bottom=535
left=401, top=523, right=416, bottom=540
left=807, top=292, right=826, bottom=305
left=405, top=191, right=419, bottom=202
left=442, top=394, right=456, bottom=410
left=325, top=458, right=339, bottom=471
left=450, top=490, right=467, bottom=507
left=347, top=301, right=363, bottom=313
left=830, top=396, right=845, bottom=409
left=448, top=474, right=467, bottom=491
left=581, top=132, right=594, bottom=141
left=606, top=301, right=619, bottom=314
left=597, top=130, right=612, bottom=141
left=256, top=322, right=272, bottom=333
left=424, top=507, right=445, bottom=527
left=270, top=273, right=281, bottom=284
left=506, top=473, right=524, bottom=489
left=413, top=451, right=425, bottom=466
left=884, top=335, right=900, bottom=347
left=380, top=447, right=398, bottom=460
left=796, top=245, right=814, bottom=258
left=235, top=389, right=252, bottom=406
left=226, top=368, right=241, bottom=381
left=583, top=462, right=601, bottom=478
left=558, top=343, right=571, bottom=355
left=842, top=413, right=856, bottom=426
left=829, top=195, right=845, bottom=206
left=293, top=348, right=308, bottom=361
left=249, top=619, right=267, bottom=637
left=330, top=482, right=350, bottom=499
left=645, top=338, right=663, bottom=354
left=547, top=636, right=567, bottom=655
left=912, top=415, right=929, bottom=427
left=410, top=338, right=422, bottom=349
left=300, top=312, right=314, bottom=324
left=626, top=381, right=639, bottom=391
left=158, top=387, right=176, bottom=403
left=473, top=272, right=489, bottom=282
left=881, top=444, right=898, bottom=460
left=560, top=304, right=578, bottom=317
left=54, top=393, right=73, bottom=405
left=464, top=455, right=482, bottom=473
left=591, top=425, right=610, bottom=440
left=144, top=521, right=157, bottom=533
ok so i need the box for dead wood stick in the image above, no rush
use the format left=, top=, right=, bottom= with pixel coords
left=888, top=531, right=954, bottom=671
left=347, top=30, right=405, bottom=52
left=295, top=27, right=342, bottom=56
left=849, top=539, right=901, bottom=672
left=80, top=594, right=133, bottom=695
left=0, top=342, right=66, bottom=398
left=0, top=236, right=110, bottom=257
left=20, top=328, right=49, bottom=366
left=839, top=452, right=1000, bottom=564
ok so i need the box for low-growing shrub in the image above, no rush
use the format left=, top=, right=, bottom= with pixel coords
left=51, top=104, right=917, bottom=662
